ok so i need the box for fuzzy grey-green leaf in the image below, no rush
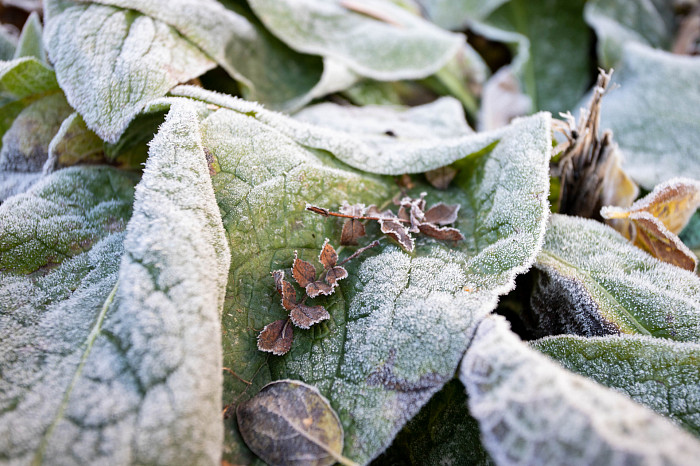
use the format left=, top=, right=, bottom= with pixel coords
left=533, top=214, right=700, bottom=341
left=44, top=0, right=215, bottom=142
left=165, top=89, right=551, bottom=463
left=598, top=44, right=700, bottom=189
left=248, top=0, right=463, bottom=81
left=531, top=334, right=700, bottom=436
left=461, top=315, right=700, bottom=465
left=0, top=101, right=230, bottom=464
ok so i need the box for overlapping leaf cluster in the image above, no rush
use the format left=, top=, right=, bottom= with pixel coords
left=1, top=1, right=700, bottom=465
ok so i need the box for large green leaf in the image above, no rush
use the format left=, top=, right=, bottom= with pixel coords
left=584, top=0, right=676, bottom=69
left=461, top=315, right=700, bottom=465
left=69, top=0, right=329, bottom=112
left=43, top=0, right=215, bottom=143
left=416, top=0, right=592, bottom=114
left=247, top=0, right=463, bottom=81
left=598, top=44, right=700, bottom=189
left=373, top=379, right=493, bottom=465
left=172, top=85, right=549, bottom=176
left=533, top=214, right=700, bottom=342
left=161, top=89, right=551, bottom=462
left=0, top=56, right=63, bottom=201
left=531, top=334, right=700, bottom=437
left=0, top=102, right=230, bottom=463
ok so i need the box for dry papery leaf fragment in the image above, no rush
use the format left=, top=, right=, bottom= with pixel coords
left=237, top=380, right=358, bottom=466
left=258, top=240, right=379, bottom=355
left=601, top=177, right=700, bottom=271
left=554, top=69, right=639, bottom=220
left=307, top=193, right=464, bottom=252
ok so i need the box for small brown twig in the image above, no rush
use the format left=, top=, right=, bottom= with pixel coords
left=306, top=204, right=410, bottom=223
left=338, top=240, right=381, bottom=266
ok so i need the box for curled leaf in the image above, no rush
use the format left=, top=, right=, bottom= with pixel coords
left=272, top=269, right=285, bottom=294
left=258, top=319, right=294, bottom=356
left=379, top=218, right=414, bottom=252
left=237, top=380, right=354, bottom=466
left=280, top=273, right=331, bottom=329
left=601, top=177, right=700, bottom=270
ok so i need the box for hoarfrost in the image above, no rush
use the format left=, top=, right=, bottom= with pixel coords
left=532, top=333, right=700, bottom=436
left=0, top=103, right=230, bottom=464
left=44, top=0, right=215, bottom=142
left=534, top=214, right=700, bottom=341
left=461, top=315, right=700, bottom=466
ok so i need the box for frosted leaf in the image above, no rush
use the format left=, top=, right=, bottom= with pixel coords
left=0, top=56, right=61, bottom=200
left=531, top=334, right=700, bottom=437
left=601, top=177, right=700, bottom=264
left=247, top=0, right=463, bottom=81
left=373, top=379, right=494, bottom=466
left=13, top=11, right=45, bottom=62
left=596, top=43, right=700, bottom=189
left=478, top=66, right=531, bottom=131
left=290, top=304, right=331, bottom=330
left=258, top=319, right=294, bottom=356
left=0, top=102, right=231, bottom=464
left=380, top=218, right=415, bottom=252
left=584, top=0, right=675, bottom=68
left=80, top=0, right=334, bottom=111
left=461, top=315, right=700, bottom=465
left=293, top=252, right=321, bottom=289
left=43, top=0, right=215, bottom=142
left=0, top=26, right=17, bottom=60
left=171, top=84, right=550, bottom=176
left=533, top=214, right=700, bottom=342
left=175, top=88, right=553, bottom=462
left=421, top=0, right=591, bottom=114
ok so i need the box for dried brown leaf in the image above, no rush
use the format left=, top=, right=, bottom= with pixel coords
left=290, top=304, right=331, bottom=329
left=425, top=166, right=457, bottom=190
left=319, top=240, right=339, bottom=269
left=293, top=252, right=318, bottom=288
left=257, top=319, right=293, bottom=356
left=601, top=178, right=700, bottom=270
left=271, top=269, right=285, bottom=294
left=325, top=266, right=348, bottom=286
left=418, top=223, right=465, bottom=241
left=423, top=203, right=460, bottom=225
left=237, top=380, right=353, bottom=466
left=341, top=219, right=366, bottom=245
left=380, top=218, right=414, bottom=252
left=305, top=281, right=335, bottom=298
left=281, top=280, right=298, bottom=311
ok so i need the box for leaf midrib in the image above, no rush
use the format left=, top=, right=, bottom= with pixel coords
left=31, top=279, right=120, bottom=465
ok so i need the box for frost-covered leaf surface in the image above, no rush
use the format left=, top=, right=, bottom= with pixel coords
left=460, top=315, right=700, bottom=465
left=598, top=44, right=700, bottom=189
left=44, top=0, right=215, bottom=142
left=13, top=11, right=45, bottom=62
left=247, top=0, right=463, bottom=81
left=173, top=85, right=549, bottom=176
left=79, top=0, right=327, bottom=111
left=533, top=214, right=700, bottom=341
left=531, top=334, right=700, bottom=436
left=373, top=379, right=493, bottom=466
left=0, top=55, right=65, bottom=201
left=167, top=89, right=553, bottom=463
left=584, top=0, right=675, bottom=68
left=0, top=102, right=230, bottom=464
